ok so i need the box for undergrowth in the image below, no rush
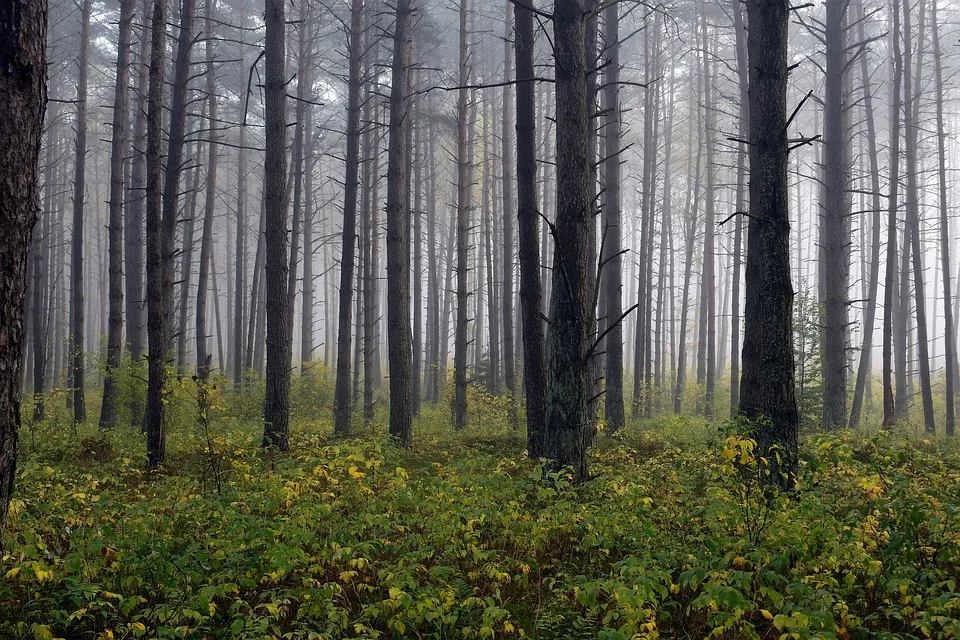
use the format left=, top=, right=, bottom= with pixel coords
left=2, top=405, right=960, bottom=639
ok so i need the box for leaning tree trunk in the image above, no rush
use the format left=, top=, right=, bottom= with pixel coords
left=0, top=0, right=47, bottom=546
left=99, top=0, right=135, bottom=430
left=544, top=0, right=590, bottom=481
left=144, top=0, right=171, bottom=468
left=739, top=0, right=798, bottom=491
left=334, top=0, right=364, bottom=437
left=70, top=0, right=92, bottom=424
left=262, top=0, right=291, bottom=451
left=385, top=0, right=415, bottom=446
left=516, top=0, right=547, bottom=457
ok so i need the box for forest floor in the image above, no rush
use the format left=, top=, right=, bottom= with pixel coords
left=3, top=398, right=960, bottom=640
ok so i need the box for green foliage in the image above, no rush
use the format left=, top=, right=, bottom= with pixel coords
left=795, top=288, right=825, bottom=431
left=3, top=415, right=960, bottom=639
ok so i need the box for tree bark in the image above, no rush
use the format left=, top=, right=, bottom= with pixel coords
left=196, top=0, right=218, bottom=381
left=0, top=0, right=46, bottom=546
left=386, top=0, right=414, bottom=446
left=263, top=0, right=290, bottom=451
left=740, top=0, right=798, bottom=490
left=453, top=0, right=471, bottom=431
left=502, top=1, right=518, bottom=425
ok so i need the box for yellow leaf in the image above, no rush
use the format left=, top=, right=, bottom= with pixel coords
left=6, top=567, right=20, bottom=579
left=348, top=466, right=365, bottom=479
left=761, top=610, right=774, bottom=621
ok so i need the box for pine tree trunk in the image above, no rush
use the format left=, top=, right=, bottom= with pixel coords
left=196, top=0, right=218, bottom=381
left=385, top=0, right=414, bottom=446
left=100, top=0, right=135, bottom=429
left=502, top=1, right=518, bottom=424
left=262, top=0, right=290, bottom=451
left=453, top=0, right=471, bottom=431
left=740, top=0, right=798, bottom=490
left=233, top=125, right=248, bottom=385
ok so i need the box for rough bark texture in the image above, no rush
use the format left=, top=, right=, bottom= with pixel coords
left=516, top=0, right=546, bottom=458
left=739, top=0, right=798, bottom=490
left=262, top=0, right=290, bottom=451
left=334, top=0, right=363, bottom=437
left=453, top=0, right=471, bottom=432
left=545, top=0, right=590, bottom=482
left=0, top=0, right=46, bottom=546
left=144, top=0, right=169, bottom=468
left=99, top=0, right=135, bottom=429
left=385, top=0, right=414, bottom=446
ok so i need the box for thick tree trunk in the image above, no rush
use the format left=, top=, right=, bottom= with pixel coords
left=0, top=0, right=46, bottom=545
left=100, top=0, right=135, bottom=430
left=334, top=0, right=363, bottom=436
left=740, top=0, right=798, bottom=490
left=544, top=0, right=590, bottom=481
left=385, top=0, right=415, bottom=446
left=144, top=0, right=171, bottom=468
left=263, top=0, right=290, bottom=451
left=70, top=0, right=92, bottom=424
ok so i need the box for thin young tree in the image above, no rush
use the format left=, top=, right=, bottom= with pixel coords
left=453, top=0, right=471, bottom=431
left=334, top=0, right=364, bottom=437
left=99, top=0, right=136, bottom=429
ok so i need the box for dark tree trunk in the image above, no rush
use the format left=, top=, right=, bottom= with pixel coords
left=425, top=107, right=441, bottom=402
left=700, top=7, right=717, bottom=418
left=334, top=0, right=363, bottom=435
left=301, top=106, right=315, bottom=372
left=145, top=0, right=171, bottom=468
left=70, top=0, right=92, bottom=424
left=0, top=0, right=46, bottom=545
left=731, top=0, right=748, bottom=416
left=100, top=0, right=136, bottom=430
left=412, top=85, right=423, bottom=413
left=385, top=0, right=414, bottom=446
left=262, top=0, right=290, bottom=451
left=516, top=0, right=546, bottom=456
left=739, top=0, right=798, bottom=490
left=544, top=0, right=590, bottom=481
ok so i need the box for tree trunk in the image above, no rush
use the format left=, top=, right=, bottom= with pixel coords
left=386, top=0, right=414, bottom=446
left=263, top=0, right=290, bottom=451
left=196, top=0, right=218, bottom=381
left=70, top=0, right=92, bottom=424
left=740, top=0, right=798, bottom=490
left=100, top=0, right=135, bottom=430
left=544, top=0, right=590, bottom=481
left=145, top=0, right=171, bottom=468
left=700, top=6, right=717, bottom=418
left=821, top=0, right=850, bottom=430
left=517, top=0, right=546, bottom=456
left=453, top=0, right=471, bottom=431
left=233, top=125, right=248, bottom=385
left=0, top=0, right=46, bottom=545
left=334, top=0, right=363, bottom=435
left=932, top=0, right=955, bottom=436
left=502, top=0, right=517, bottom=425
left=730, top=0, right=748, bottom=416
